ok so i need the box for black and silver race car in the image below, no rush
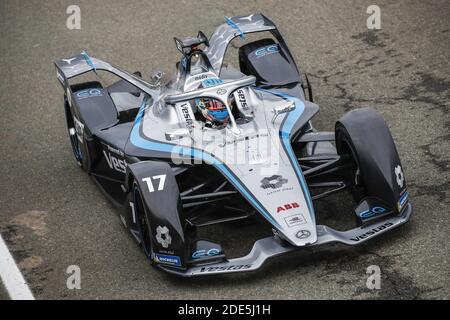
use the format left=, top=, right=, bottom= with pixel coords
left=54, top=14, right=412, bottom=276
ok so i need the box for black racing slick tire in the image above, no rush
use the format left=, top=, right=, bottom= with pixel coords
left=335, top=107, right=404, bottom=211
left=132, top=180, right=154, bottom=261
left=64, top=101, right=90, bottom=171
left=335, top=124, right=367, bottom=202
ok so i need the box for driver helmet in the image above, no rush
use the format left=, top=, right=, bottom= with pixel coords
left=195, top=98, right=229, bottom=124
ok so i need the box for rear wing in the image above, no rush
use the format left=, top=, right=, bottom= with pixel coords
left=54, top=51, right=158, bottom=96
left=205, top=13, right=298, bottom=74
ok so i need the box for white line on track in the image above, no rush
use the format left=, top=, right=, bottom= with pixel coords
left=0, top=233, right=35, bottom=300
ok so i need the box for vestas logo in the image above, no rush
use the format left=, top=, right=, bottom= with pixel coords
left=350, top=222, right=394, bottom=242
left=236, top=89, right=249, bottom=110
left=103, top=150, right=127, bottom=173
left=200, top=264, right=252, bottom=273
left=181, top=103, right=194, bottom=130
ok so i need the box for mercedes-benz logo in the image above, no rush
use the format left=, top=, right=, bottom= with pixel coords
left=296, top=230, right=311, bottom=239
left=216, top=88, right=227, bottom=95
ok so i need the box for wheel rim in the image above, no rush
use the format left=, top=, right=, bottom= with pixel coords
left=133, top=183, right=153, bottom=258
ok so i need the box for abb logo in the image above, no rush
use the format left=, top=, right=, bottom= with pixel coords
left=277, top=202, right=300, bottom=213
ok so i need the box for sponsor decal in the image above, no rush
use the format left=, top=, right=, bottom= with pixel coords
left=394, top=165, right=404, bottom=188
left=103, top=150, right=127, bottom=173
left=266, top=186, right=294, bottom=196
left=156, top=225, right=172, bottom=248
left=260, top=175, right=288, bottom=189
left=104, top=144, right=124, bottom=156
left=295, top=229, right=311, bottom=239
left=180, top=103, right=195, bottom=130
left=194, top=74, right=208, bottom=81
left=154, top=253, right=181, bottom=267
left=142, top=175, right=166, bottom=192
left=202, top=77, right=223, bottom=87
left=235, top=89, right=249, bottom=110
left=75, top=88, right=102, bottom=99
left=350, top=222, right=394, bottom=242
left=199, top=264, right=252, bottom=273
left=192, top=248, right=221, bottom=259
left=284, top=214, right=307, bottom=228
left=72, top=116, right=84, bottom=143
left=359, top=206, right=387, bottom=219
left=255, top=44, right=279, bottom=57
left=276, top=202, right=300, bottom=213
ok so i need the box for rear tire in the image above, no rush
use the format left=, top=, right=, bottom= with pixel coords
left=64, top=101, right=90, bottom=171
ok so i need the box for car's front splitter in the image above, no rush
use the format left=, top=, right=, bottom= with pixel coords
left=158, top=203, right=412, bottom=276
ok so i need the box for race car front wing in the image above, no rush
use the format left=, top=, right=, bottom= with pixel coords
left=158, top=203, right=412, bottom=276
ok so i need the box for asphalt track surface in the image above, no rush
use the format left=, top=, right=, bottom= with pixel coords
left=0, top=0, right=449, bottom=299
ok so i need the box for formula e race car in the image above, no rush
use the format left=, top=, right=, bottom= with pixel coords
left=54, top=14, right=412, bottom=276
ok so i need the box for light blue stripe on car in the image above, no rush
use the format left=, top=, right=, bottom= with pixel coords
left=130, top=99, right=281, bottom=228
left=254, top=88, right=316, bottom=225
left=225, top=16, right=245, bottom=39
left=81, top=50, right=96, bottom=71
left=400, top=191, right=409, bottom=205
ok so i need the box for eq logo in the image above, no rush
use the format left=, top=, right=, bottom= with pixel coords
left=277, top=202, right=300, bottom=213
left=255, top=45, right=279, bottom=57
left=103, top=150, right=127, bottom=173
left=76, top=88, right=102, bottom=99
left=192, top=248, right=221, bottom=259
left=359, top=206, right=386, bottom=219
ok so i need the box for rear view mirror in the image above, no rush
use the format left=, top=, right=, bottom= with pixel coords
left=271, top=102, right=295, bottom=123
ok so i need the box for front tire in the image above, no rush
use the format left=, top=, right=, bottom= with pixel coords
left=335, top=124, right=367, bottom=202
left=132, top=181, right=154, bottom=260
